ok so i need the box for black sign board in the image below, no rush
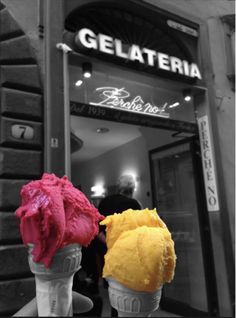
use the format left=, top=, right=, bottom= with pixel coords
left=70, top=101, right=198, bottom=134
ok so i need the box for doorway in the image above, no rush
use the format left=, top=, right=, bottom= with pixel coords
left=150, top=139, right=217, bottom=316
left=70, top=113, right=216, bottom=316
left=68, top=53, right=216, bottom=316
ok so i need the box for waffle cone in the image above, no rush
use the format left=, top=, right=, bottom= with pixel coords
left=28, top=244, right=82, bottom=316
left=107, top=278, right=162, bottom=317
left=28, top=243, right=82, bottom=276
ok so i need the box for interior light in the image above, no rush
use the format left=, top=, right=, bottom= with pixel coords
left=185, top=95, right=191, bottom=102
left=91, top=184, right=105, bottom=197
left=169, top=102, right=180, bottom=108
left=96, top=127, right=110, bottom=133
left=75, top=80, right=83, bottom=87
left=82, top=62, right=92, bottom=78
left=183, top=89, right=192, bottom=102
left=84, top=72, right=91, bottom=78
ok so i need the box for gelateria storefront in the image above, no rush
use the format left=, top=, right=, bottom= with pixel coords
left=61, top=2, right=219, bottom=317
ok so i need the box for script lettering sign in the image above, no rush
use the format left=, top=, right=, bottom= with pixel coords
left=90, top=86, right=180, bottom=118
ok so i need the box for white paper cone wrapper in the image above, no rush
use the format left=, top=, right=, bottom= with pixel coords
left=107, top=278, right=162, bottom=317
left=28, top=243, right=82, bottom=317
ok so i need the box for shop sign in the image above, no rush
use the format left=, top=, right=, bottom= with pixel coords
left=198, top=115, right=219, bottom=211
left=89, top=86, right=179, bottom=118
left=75, top=28, right=202, bottom=80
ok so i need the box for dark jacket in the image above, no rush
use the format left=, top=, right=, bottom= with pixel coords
left=98, top=193, right=142, bottom=217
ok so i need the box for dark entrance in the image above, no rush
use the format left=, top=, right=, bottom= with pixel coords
left=67, top=48, right=216, bottom=318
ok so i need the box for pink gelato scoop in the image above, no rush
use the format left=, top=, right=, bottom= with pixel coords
left=15, top=173, right=104, bottom=267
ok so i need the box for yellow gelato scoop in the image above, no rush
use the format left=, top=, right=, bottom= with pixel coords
left=101, top=208, right=176, bottom=292
left=103, top=225, right=176, bottom=292
left=100, top=208, right=166, bottom=249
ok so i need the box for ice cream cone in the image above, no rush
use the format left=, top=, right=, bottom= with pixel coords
left=28, top=243, right=82, bottom=317
left=107, top=278, right=162, bottom=317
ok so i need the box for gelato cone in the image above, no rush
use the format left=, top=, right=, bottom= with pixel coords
left=15, top=173, right=104, bottom=316
left=101, top=209, right=176, bottom=316
left=107, top=278, right=162, bottom=317
left=28, top=243, right=82, bottom=316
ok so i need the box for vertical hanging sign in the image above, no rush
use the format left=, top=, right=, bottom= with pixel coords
left=198, top=115, right=219, bottom=211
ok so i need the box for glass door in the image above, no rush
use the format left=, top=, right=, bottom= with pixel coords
left=150, top=138, right=217, bottom=316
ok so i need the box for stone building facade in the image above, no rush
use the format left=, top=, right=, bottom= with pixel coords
left=0, top=0, right=234, bottom=316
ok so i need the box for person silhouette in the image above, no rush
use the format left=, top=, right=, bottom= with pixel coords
left=97, top=174, right=142, bottom=272
left=98, top=174, right=142, bottom=217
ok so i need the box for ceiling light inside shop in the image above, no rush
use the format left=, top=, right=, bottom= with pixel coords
left=184, top=95, right=191, bottom=102
left=84, top=71, right=91, bottom=78
left=82, top=62, right=92, bottom=78
left=169, top=102, right=180, bottom=108
left=75, top=80, right=83, bottom=87
left=183, top=89, right=192, bottom=102
left=96, top=127, right=110, bottom=133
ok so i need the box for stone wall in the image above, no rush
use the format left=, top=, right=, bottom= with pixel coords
left=0, top=2, right=43, bottom=315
